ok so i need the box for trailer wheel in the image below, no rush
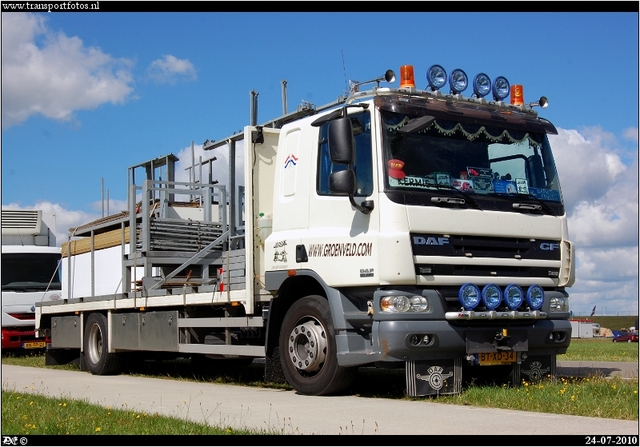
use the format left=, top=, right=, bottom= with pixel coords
left=84, top=313, right=122, bottom=375
left=279, top=295, right=357, bottom=395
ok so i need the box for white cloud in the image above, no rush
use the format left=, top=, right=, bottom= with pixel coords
left=550, top=127, right=638, bottom=316
left=1, top=13, right=134, bottom=128
left=549, top=127, right=629, bottom=210
left=623, top=127, right=638, bottom=143
left=146, top=54, right=196, bottom=84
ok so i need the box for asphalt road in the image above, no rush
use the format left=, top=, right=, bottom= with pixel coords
left=1, top=362, right=638, bottom=436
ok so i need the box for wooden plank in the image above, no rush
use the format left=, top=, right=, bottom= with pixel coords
left=62, top=227, right=131, bottom=257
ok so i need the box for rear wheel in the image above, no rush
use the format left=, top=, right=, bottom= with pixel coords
left=84, top=313, right=123, bottom=375
left=279, top=296, right=357, bottom=395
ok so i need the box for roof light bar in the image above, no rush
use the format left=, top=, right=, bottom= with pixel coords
left=492, top=76, right=510, bottom=101
left=449, top=69, right=468, bottom=94
left=473, top=73, right=491, bottom=98
left=426, top=64, right=447, bottom=91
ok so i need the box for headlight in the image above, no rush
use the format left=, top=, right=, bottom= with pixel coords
left=481, top=284, right=502, bottom=310
left=549, top=296, right=569, bottom=312
left=427, top=64, right=447, bottom=91
left=473, top=73, right=491, bottom=98
left=527, top=285, right=545, bottom=310
left=504, top=284, right=524, bottom=310
left=381, top=295, right=429, bottom=313
left=492, top=76, right=510, bottom=101
left=458, top=283, right=481, bottom=310
left=449, top=69, right=468, bottom=94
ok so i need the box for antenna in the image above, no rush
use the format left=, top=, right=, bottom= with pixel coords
left=341, top=49, right=348, bottom=96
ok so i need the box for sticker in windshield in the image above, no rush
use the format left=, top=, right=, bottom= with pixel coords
left=493, top=179, right=518, bottom=194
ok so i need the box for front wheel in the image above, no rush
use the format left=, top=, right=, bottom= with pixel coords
left=84, top=313, right=123, bottom=375
left=279, top=296, right=357, bottom=395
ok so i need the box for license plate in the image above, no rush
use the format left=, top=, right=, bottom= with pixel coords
left=23, top=341, right=46, bottom=349
left=476, top=351, right=516, bottom=365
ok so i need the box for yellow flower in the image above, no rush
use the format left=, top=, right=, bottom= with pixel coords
left=95, top=427, right=101, bottom=433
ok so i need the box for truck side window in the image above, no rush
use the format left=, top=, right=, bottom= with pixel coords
left=317, top=112, right=373, bottom=196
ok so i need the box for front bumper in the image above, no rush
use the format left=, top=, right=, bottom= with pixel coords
left=372, top=318, right=571, bottom=363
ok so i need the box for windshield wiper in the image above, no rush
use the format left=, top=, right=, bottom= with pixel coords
left=431, top=184, right=482, bottom=210
left=512, top=194, right=557, bottom=216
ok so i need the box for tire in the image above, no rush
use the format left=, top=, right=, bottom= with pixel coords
left=84, top=313, right=123, bottom=375
left=279, top=296, right=357, bottom=395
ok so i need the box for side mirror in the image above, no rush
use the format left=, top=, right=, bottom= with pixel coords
left=329, top=169, right=356, bottom=196
left=328, top=117, right=354, bottom=164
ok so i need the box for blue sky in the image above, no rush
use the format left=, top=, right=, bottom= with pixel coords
left=1, top=7, right=638, bottom=316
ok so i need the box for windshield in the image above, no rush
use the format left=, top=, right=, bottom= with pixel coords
left=1, top=253, right=61, bottom=291
left=380, top=108, right=564, bottom=214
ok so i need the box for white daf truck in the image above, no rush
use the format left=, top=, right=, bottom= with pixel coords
left=2, top=209, right=61, bottom=350
left=36, top=63, right=574, bottom=396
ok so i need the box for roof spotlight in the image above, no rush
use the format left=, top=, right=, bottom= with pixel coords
left=473, top=73, right=491, bottom=98
left=492, top=76, right=510, bottom=101
left=427, top=65, right=447, bottom=91
left=449, top=69, right=468, bottom=94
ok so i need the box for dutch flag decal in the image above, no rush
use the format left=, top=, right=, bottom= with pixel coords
left=284, top=154, right=298, bottom=169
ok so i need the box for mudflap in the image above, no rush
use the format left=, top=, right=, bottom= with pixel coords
left=512, top=354, right=557, bottom=385
left=45, top=347, right=80, bottom=366
left=406, top=358, right=463, bottom=397
left=264, top=346, right=287, bottom=384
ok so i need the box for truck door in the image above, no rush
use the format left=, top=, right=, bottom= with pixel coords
left=305, top=110, right=379, bottom=286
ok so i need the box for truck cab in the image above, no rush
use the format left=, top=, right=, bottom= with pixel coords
left=2, top=210, right=61, bottom=350
left=262, top=64, right=574, bottom=395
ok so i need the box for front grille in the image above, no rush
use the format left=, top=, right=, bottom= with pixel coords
left=411, top=234, right=561, bottom=261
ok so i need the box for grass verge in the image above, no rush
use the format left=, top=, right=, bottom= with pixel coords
left=1, top=338, right=638, bottom=436
left=558, top=337, right=639, bottom=362
left=0, top=389, right=262, bottom=435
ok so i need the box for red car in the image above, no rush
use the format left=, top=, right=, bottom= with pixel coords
left=612, top=332, right=639, bottom=343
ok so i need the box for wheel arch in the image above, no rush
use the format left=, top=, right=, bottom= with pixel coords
left=265, top=270, right=346, bottom=358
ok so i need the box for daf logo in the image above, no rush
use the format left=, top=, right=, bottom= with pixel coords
left=540, top=242, right=559, bottom=251
left=413, top=236, right=449, bottom=246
